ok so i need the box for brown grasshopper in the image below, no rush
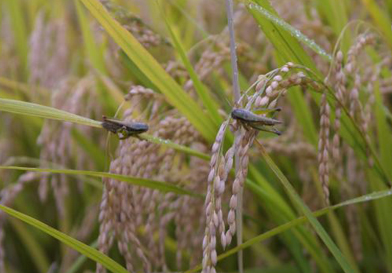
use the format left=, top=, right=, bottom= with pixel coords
left=101, top=116, right=148, bottom=140
left=231, top=108, right=282, bottom=135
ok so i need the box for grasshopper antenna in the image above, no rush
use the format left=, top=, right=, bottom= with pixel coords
left=225, top=97, right=235, bottom=110
left=113, top=101, right=125, bottom=119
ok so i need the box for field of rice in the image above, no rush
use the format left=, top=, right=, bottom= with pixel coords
left=1, top=1, right=392, bottom=273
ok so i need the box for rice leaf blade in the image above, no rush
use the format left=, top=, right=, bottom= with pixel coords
left=361, top=0, right=392, bottom=49
left=0, top=166, right=201, bottom=197
left=0, top=98, right=102, bottom=128
left=247, top=167, right=335, bottom=273
left=161, top=7, right=222, bottom=126
left=256, top=142, right=357, bottom=273
left=185, top=187, right=392, bottom=273
left=0, top=205, right=129, bottom=273
left=80, top=0, right=217, bottom=142
left=0, top=98, right=210, bottom=160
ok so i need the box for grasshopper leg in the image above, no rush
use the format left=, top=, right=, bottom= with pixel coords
left=135, top=134, right=143, bottom=140
left=248, top=124, right=282, bottom=135
left=118, top=126, right=129, bottom=140
left=118, top=133, right=127, bottom=140
left=253, top=107, right=281, bottom=119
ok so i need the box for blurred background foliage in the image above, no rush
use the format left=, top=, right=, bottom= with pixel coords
left=0, top=0, right=392, bottom=273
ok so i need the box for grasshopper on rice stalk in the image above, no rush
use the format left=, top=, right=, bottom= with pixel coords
left=231, top=108, right=282, bottom=135
left=101, top=115, right=149, bottom=140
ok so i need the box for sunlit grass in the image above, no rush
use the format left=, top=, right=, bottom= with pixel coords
left=0, top=0, right=391, bottom=273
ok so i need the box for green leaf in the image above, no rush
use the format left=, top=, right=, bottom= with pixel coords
left=247, top=1, right=327, bottom=74
left=0, top=98, right=210, bottom=160
left=325, top=212, right=360, bottom=272
left=160, top=4, right=222, bottom=126
left=285, top=86, right=318, bottom=145
left=0, top=205, right=129, bottom=273
left=367, top=80, right=392, bottom=270
left=247, top=168, right=335, bottom=273
left=314, top=0, right=351, bottom=52
left=185, top=187, right=392, bottom=273
left=0, top=77, right=48, bottom=98
left=80, top=0, right=217, bottom=142
left=5, top=0, right=28, bottom=77
left=255, top=141, right=357, bottom=273
left=75, top=0, right=107, bottom=74
left=119, top=51, right=158, bottom=90
left=0, top=166, right=201, bottom=197
left=70, top=128, right=107, bottom=171
left=374, top=81, right=392, bottom=180
left=366, top=169, right=392, bottom=272
left=141, top=134, right=210, bottom=160
left=0, top=98, right=102, bottom=128
left=361, top=0, right=392, bottom=50
left=9, top=218, right=50, bottom=273
left=3, top=156, right=103, bottom=189
left=247, top=2, right=320, bottom=145
left=248, top=2, right=332, bottom=62
left=65, top=240, right=99, bottom=273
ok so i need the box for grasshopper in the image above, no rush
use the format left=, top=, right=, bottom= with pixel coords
left=231, top=108, right=282, bottom=135
left=101, top=116, right=148, bottom=140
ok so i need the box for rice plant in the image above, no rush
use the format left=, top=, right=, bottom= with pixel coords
left=0, top=1, right=392, bottom=273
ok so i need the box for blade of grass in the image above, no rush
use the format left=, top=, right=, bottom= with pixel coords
left=65, top=240, right=98, bottom=273
left=75, top=0, right=106, bottom=74
left=246, top=2, right=390, bottom=185
left=141, top=134, right=210, bottom=160
left=370, top=81, right=392, bottom=271
left=279, top=231, right=312, bottom=273
left=247, top=176, right=335, bottom=273
left=361, top=0, right=392, bottom=50
left=246, top=0, right=327, bottom=75
left=326, top=212, right=360, bottom=272
left=247, top=2, right=320, bottom=145
left=0, top=98, right=210, bottom=160
left=0, top=77, right=48, bottom=98
left=247, top=2, right=332, bottom=62
left=167, top=0, right=209, bottom=39
left=374, top=81, right=392, bottom=179
left=80, top=0, right=217, bottom=142
left=185, top=187, right=392, bottom=273
left=119, top=51, right=158, bottom=90
left=96, top=73, right=128, bottom=106
left=9, top=218, right=50, bottom=273
left=366, top=169, right=392, bottom=272
left=0, top=166, right=201, bottom=197
left=0, top=98, right=102, bottom=128
left=314, top=0, right=351, bottom=52
left=255, top=141, right=356, bottom=273
left=304, top=69, right=391, bottom=185
left=70, top=129, right=106, bottom=171
left=5, top=0, right=28, bottom=78
left=285, top=85, right=318, bottom=145
left=75, top=1, right=119, bottom=114
left=248, top=162, right=336, bottom=273
left=160, top=3, right=222, bottom=126
left=3, top=156, right=103, bottom=189
left=0, top=205, right=129, bottom=273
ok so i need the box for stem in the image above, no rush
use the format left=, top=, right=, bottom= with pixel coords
left=225, top=0, right=240, bottom=103
left=225, top=0, right=243, bottom=272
